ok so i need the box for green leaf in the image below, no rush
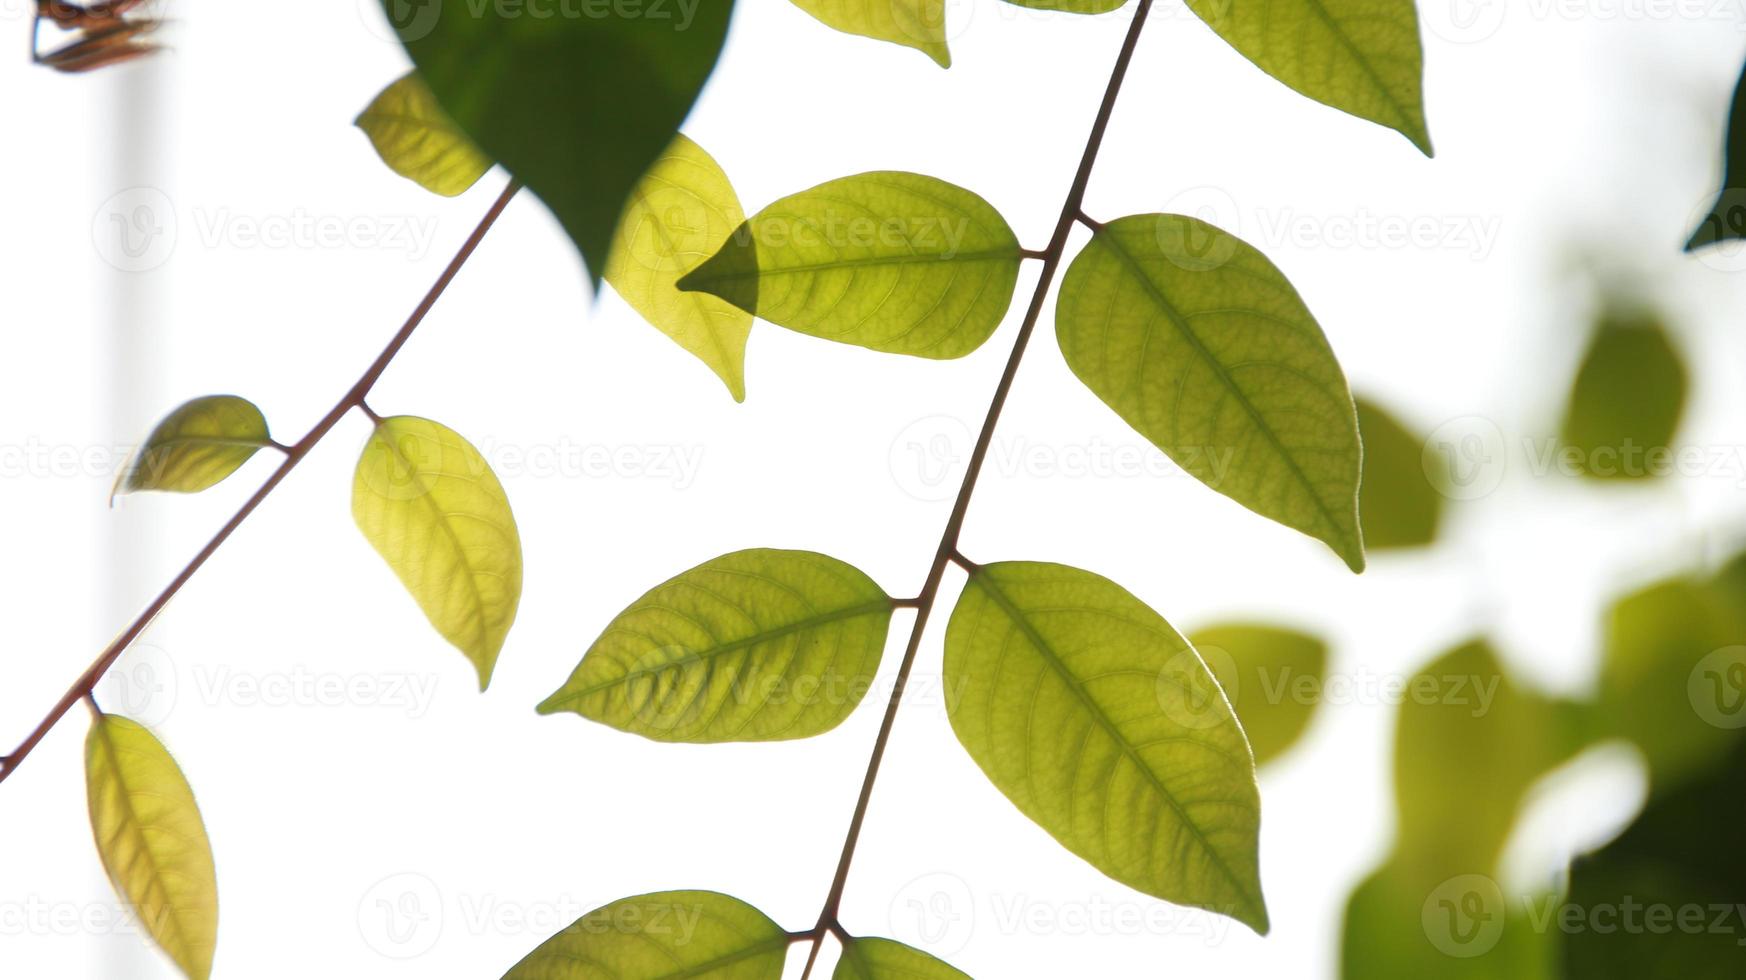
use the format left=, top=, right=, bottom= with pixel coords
left=540, top=549, right=894, bottom=741
left=355, top=71, right=493, bottom=197
left=1355, top=397, right=1443, bottom=549
left=116, top=395, right=272, bottom=497
left=501, top=890, right=788, bottom=980
left=679, top=172, right=1023, bottom=358
left=1056, top=214, right=1365, bottom=571
left=352, top=416, right=522, bottom=690
left=385, top=0, right=734, bottom=283
left=1341, top=859, right=1555, bottom=980
left=1558, top=313, right=1688, bottom=481
left=1000, top=0, right=1129, bottom=11
left=85, top=714, right=218, bottom=980
left=1186, top=622, right=1327, bottom=765
left=787, top=0, right=951, bottom=67
left=1688, top=59, right=1746, bottom=251
left=834, top=936, right=971, bottom=979
left=1597, top=578, right=1744, bottom=796
left=605, top=134, right=752, bottom=401
left=1183, top=0, right=1432, bottom=155
left=944, top=561, right=1268, bottom=933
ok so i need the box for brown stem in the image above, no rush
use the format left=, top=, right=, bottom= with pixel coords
left=804, top=0, right=1158, bottom=949
left=0, top=179, right=521, bottom=786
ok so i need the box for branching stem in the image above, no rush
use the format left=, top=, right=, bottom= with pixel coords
left=0, top=179, right=521, bottom=786
left=802, top=0, right=1157, bottom=960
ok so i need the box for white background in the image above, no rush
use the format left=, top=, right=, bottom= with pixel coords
left=4, top=1, right=1746, bottom=977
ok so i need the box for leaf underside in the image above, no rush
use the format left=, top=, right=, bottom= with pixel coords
left=355, top=71, right=493, bottom=197
left=834, top=936, right=972, bottom=979
left=118, top=394, right=272, bottom=497
left=786, top=0, right=953, bottom=67
left=501, top=890, right=789, bottom=980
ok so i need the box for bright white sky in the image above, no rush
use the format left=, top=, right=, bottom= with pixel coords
left=3, top=2, right=1746, bottom=977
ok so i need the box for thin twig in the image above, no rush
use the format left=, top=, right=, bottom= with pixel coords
left=0, top=179, right=521, bottom=786
left=808, top=0, right=1158, bottom=933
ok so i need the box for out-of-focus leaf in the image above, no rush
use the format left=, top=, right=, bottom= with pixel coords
left=1597, top=577, right=1744, bottom=795
left=1341, top=859, right=1554, bottom=980
left=540, top=549, right=893, bottom=742
left=680, top=172, right=1022, bottom=358
left=501, top=890, right=788, bottom=979
left=1558, top=314, right=1688, bottom=481
left=352, top=416, right=522, bottom=690
left=355, top=71, right=492, bottom=197
left=1187, top=622, right=1327, bottom=765
left=384, top=0, right=734, bottom=284
left=834, top=936, right=971, bottom=979
left=944, top=561, right=1269, bottom=933
left=1056, top=214, right=1365, bottom=571
left=1355, top=397, right=1443, bottom=550
left=787, top=0, right=951, bottom=67
left=116, top=395, right=272, bottom=497
left=1183, top=0, right=1432, bottom=155
left=1688, top=59, right=1746, bottom=251
left=1562, top=734, right=1746, bottom=979
left=85, top=715, right=218, bottom=980
left=605, top=134, right=752, bottom=401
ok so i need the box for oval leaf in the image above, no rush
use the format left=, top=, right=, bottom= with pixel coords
left=355, top=71, right=493, bottom=197
left=679, top=172, right=1023, bottom=358
left=1186, top=622, right=1327, bottom=765
left=1689, top=59, right=1746, bottom=251
left=540, top=549, right=893, bottom=742
left=502, top=890, right=788, bottom=980
left=1001, top=0, right=1129, bottom=11
left=85, top=715, right=218, bottom=980
left=944, top=561, right=1268, bottom=933
left=117, top=395, right=272, bottom=497
left=1355, top=397, right=1443, bottom=550
left=386, top=0, right=733, bottom=284
left=788, top=0, right=951, bottom=67
left=1056, top=214, right=1365, bottom=571
left=834, top=936, right=971, bottom=979
left=605, top=134, right=752, bottom=401
left=1558, top=313, right=1688, bottom=482
left=352, top=416, right=522, bottom=690
left=1184, top=0, right=1431, bottom=155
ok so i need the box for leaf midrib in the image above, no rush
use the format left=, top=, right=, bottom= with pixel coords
left=968, top=570, right=1264, bottom=920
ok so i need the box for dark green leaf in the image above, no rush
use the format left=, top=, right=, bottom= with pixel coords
left=1688, top=59, right=1746, bottom=251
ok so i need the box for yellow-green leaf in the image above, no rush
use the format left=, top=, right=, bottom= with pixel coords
left=85, top=715, right=218, bottom=980
left=680, top=172, right=1023, bottom=358
left=352, top=416, right=522, bottom=690
left=116, top=395, right=272, bottom=497
left=355, top=71, right=492, bottom=197
left=502, top=890, right=788, bottom=980
left=1056, top=214, right=1365, bottom=571
left=834, top=936, right=971, bottom=979
left=1184, top=0, right=1431, bottom=155
left=1000, top=0, right=1128, bottom=11
left=1355, top=397, right=1443, bottom=549
left=605, top=134, right=752, bottom=401
left=1558, top=312, right=1688, bottom=481
left=945, top=561, right=1268, bottom=933
left=787, top=0, right=951, bottom=67
left=540, top=549, right=893, bottom=742
left=1187, top=622, right=1327, bottom=765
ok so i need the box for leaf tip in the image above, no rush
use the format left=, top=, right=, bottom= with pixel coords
left=927, top=45, right=952, bottom=70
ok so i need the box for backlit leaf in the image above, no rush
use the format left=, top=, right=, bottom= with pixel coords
left=540, top=549, right=893, bottom=741
left=1688, top=59, right=1746, bottom=251
left=834, top=936, right=971, bottom=979
left=1355, top=397, right=1442, bottom=549
left=605, top=134, right=752, bottom=401
left=384, top=0, right=733, bottom=283
left=355, top=71, right=492, bottom=197
left=1056, top=214, right=1365, bottom=571
left=1187, top=622, right=1327, bottom=765
left=1558, top=313, right=1688, bottom=481
left=787, top=0, right=951, bottom=67
left=501, top=890, right=788, bottom=980
left=353, top=416, right=522, bottom=690
left=680, top=172, right=1023, bottom=358
left=85, top=715, right=218, bottom=980
left=1000, top=0, right=1128, bottom=12
left=1183, top=0, right=1432, bottom=155
left=944, top=561, right=1268, bottom=933
left=116, top=395, right=272, bottom=496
